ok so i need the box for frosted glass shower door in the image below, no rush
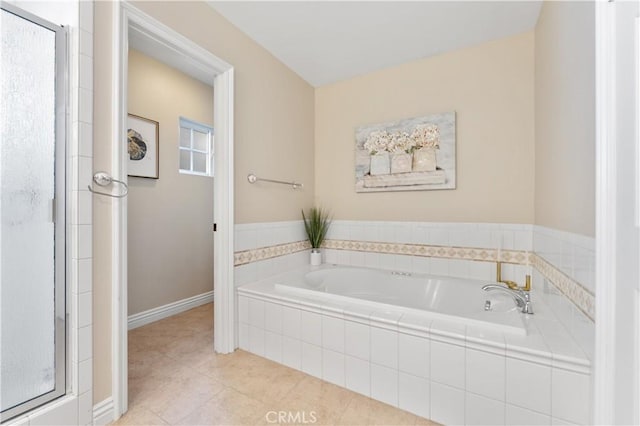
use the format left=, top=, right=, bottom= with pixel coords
left=0, top=3, right=66, bottom=422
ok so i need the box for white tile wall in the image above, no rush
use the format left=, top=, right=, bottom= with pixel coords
left=264, top=302, right=282, bottom=334
left=398, top=372, right=430, bottom=419
left=78, top=359, right=92, bottom=394
left=533, top=225, right=595, bottom=294
left=247, top=298, right=265, bottom=328
left=29, top=397, right=78, bottom=426
left=370, top=327, right=398, bottom=369
left=506, top=358, right=551, bottom=414
left=431, top=340, right=465, bottom=389
left=301, top=342, right=322, bottom=378
left=326, top=221, right=533, bottom=251
left=466, top=348, right=505, bottom=401
left=238, top=293, right=591, bottom=425
left=235, top=220, right=307, bottom=252
left=430, top=382, right=465, bottom=426
left=398, top=333, right=429, bottom=378
left=325, top=220, right=536, bottom=283
left=234, top=251, right=308, bottom=287
left=248, top=326, right=265, bottom=356
left=345, top=355, right=370, bottom=396
left=465, top=392, right=505, bottom=426
left=77, top=325, right=92, bottom=362
left=551, top=417, right=579, bottom=425
left=371, top=364, right=398, bottom=406
left=282, top=305, right=301, bottom=339
left=506, top=404, right=551, bottom=426
left=234, top=220, right=596, bottom=426
left=322, top=349, right=345, bottom=386
left=265, top=331, right=283, bottom=363
left=77, top=391, right=93, bottom=426
left=322, top=316, right=345, bottom=353
left=281, top=336, right=301, bottom=369
left=345, top=321, right=370, bottom=361
left=238, top=323, right=249, bottom=350
left=551, top=368, right=591, bottom=425
left=300, top=311, right=322, bottom=346
left=234, top=221, right=593, bottom=330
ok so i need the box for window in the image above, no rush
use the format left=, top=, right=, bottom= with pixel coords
left=179, top=117, right=213, bottom=176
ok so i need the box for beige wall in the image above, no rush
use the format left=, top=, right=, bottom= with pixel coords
left=314, top=32, right=535, bottom=223
left=534, top=1, right=595, bottom=237
left=93, top=1, right=315, bottom=403
left=127, top=49, right=213, bottom=315
left=127, top=2, right=316, bottom=225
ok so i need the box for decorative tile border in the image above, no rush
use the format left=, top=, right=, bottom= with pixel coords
left=323, top=239, right=531, bottom=264
left=532, top=253, right=595, bottom=320
left=234, top=240, right=310, bottom=266
left=234, top=238, right=594, bottom=321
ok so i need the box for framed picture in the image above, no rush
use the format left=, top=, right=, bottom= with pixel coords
left=355, top=112, right=456, bottom=192
left=127, top=114, right=159, bottom=179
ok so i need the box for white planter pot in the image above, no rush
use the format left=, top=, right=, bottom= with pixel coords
left=412, top=147, right=437, bottom=172
left=310, top=249, right=322, bottom=266
left=391, top=152, right=412, bottom=174
left=369, top=153, right=390, bottom=176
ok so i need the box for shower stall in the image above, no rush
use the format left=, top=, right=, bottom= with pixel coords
left=0, top=2, right=67, bottom=421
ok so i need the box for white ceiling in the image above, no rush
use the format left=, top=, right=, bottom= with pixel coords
left=209, top=1, right=543, bottom=87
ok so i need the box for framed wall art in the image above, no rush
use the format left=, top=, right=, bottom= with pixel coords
left=355, top=112, right=456, bottom=192
left=127, top=113, right=159, bottom=179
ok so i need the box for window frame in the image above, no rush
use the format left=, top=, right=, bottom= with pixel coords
left=178, top=117, right=214, bottom=177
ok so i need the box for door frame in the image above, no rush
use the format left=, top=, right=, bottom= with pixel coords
left=594, top=0, right=640, bottom=423
left=594, top=0, right=616, bottom=422
left=111, top=1, right=235, bottom=418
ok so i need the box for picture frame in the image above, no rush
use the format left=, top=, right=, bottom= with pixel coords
left=127, top=113, right=159, bottom=179
left=355, top=112, right=456, bottom=192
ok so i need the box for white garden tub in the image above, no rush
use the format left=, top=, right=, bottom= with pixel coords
left=275, top=266, right=527, bottom=335
left=237, top=264, right=592, bottom=425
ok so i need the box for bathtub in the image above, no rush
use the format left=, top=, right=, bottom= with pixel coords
left=275, top=266, right=526, bottom=335
left=237, top=264, right=591, bottom=425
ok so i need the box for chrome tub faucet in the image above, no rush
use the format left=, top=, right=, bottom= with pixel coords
left=482, top=284, right=534, bottom=314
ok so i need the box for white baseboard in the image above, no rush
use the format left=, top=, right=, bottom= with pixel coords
left=127, top=291, right=214, bottom=330
left=92, top=397, right=114, bottom=426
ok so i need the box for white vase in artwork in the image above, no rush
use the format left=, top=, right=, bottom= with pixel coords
left=369, top=152, right=391, bottom=175
left=310, top=249, right=322, bottom=266
left=391, top=152, right=412, bottom=174
left=412, top=147, right=437, bottom=172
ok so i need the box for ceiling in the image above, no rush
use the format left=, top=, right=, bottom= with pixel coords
left=208, top=1, right=542, bottom=87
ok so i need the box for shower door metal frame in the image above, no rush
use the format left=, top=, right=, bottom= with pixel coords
left=0, top=2, right=67, bottom=422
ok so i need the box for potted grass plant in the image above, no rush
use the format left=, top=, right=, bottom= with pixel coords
left=302, top=207, right=332, bottom=266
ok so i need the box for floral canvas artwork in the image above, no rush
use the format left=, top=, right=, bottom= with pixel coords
left=355, top=112, right=456, bottom=192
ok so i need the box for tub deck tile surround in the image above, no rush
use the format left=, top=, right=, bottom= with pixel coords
left=237, top=266, right=592, bottom=426
left=234, top=221, right=595, bottom=325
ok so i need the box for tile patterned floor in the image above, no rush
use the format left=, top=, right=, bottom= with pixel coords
left=115, top=303, right=438, bottom=426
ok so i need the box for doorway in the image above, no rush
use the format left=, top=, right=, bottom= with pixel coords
left=126, top=48, right=214, bottom=326
left=111, top=2, right=235, bottom=418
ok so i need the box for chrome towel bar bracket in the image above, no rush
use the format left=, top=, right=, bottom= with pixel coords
left=88, top=171, right=129, bottom=198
